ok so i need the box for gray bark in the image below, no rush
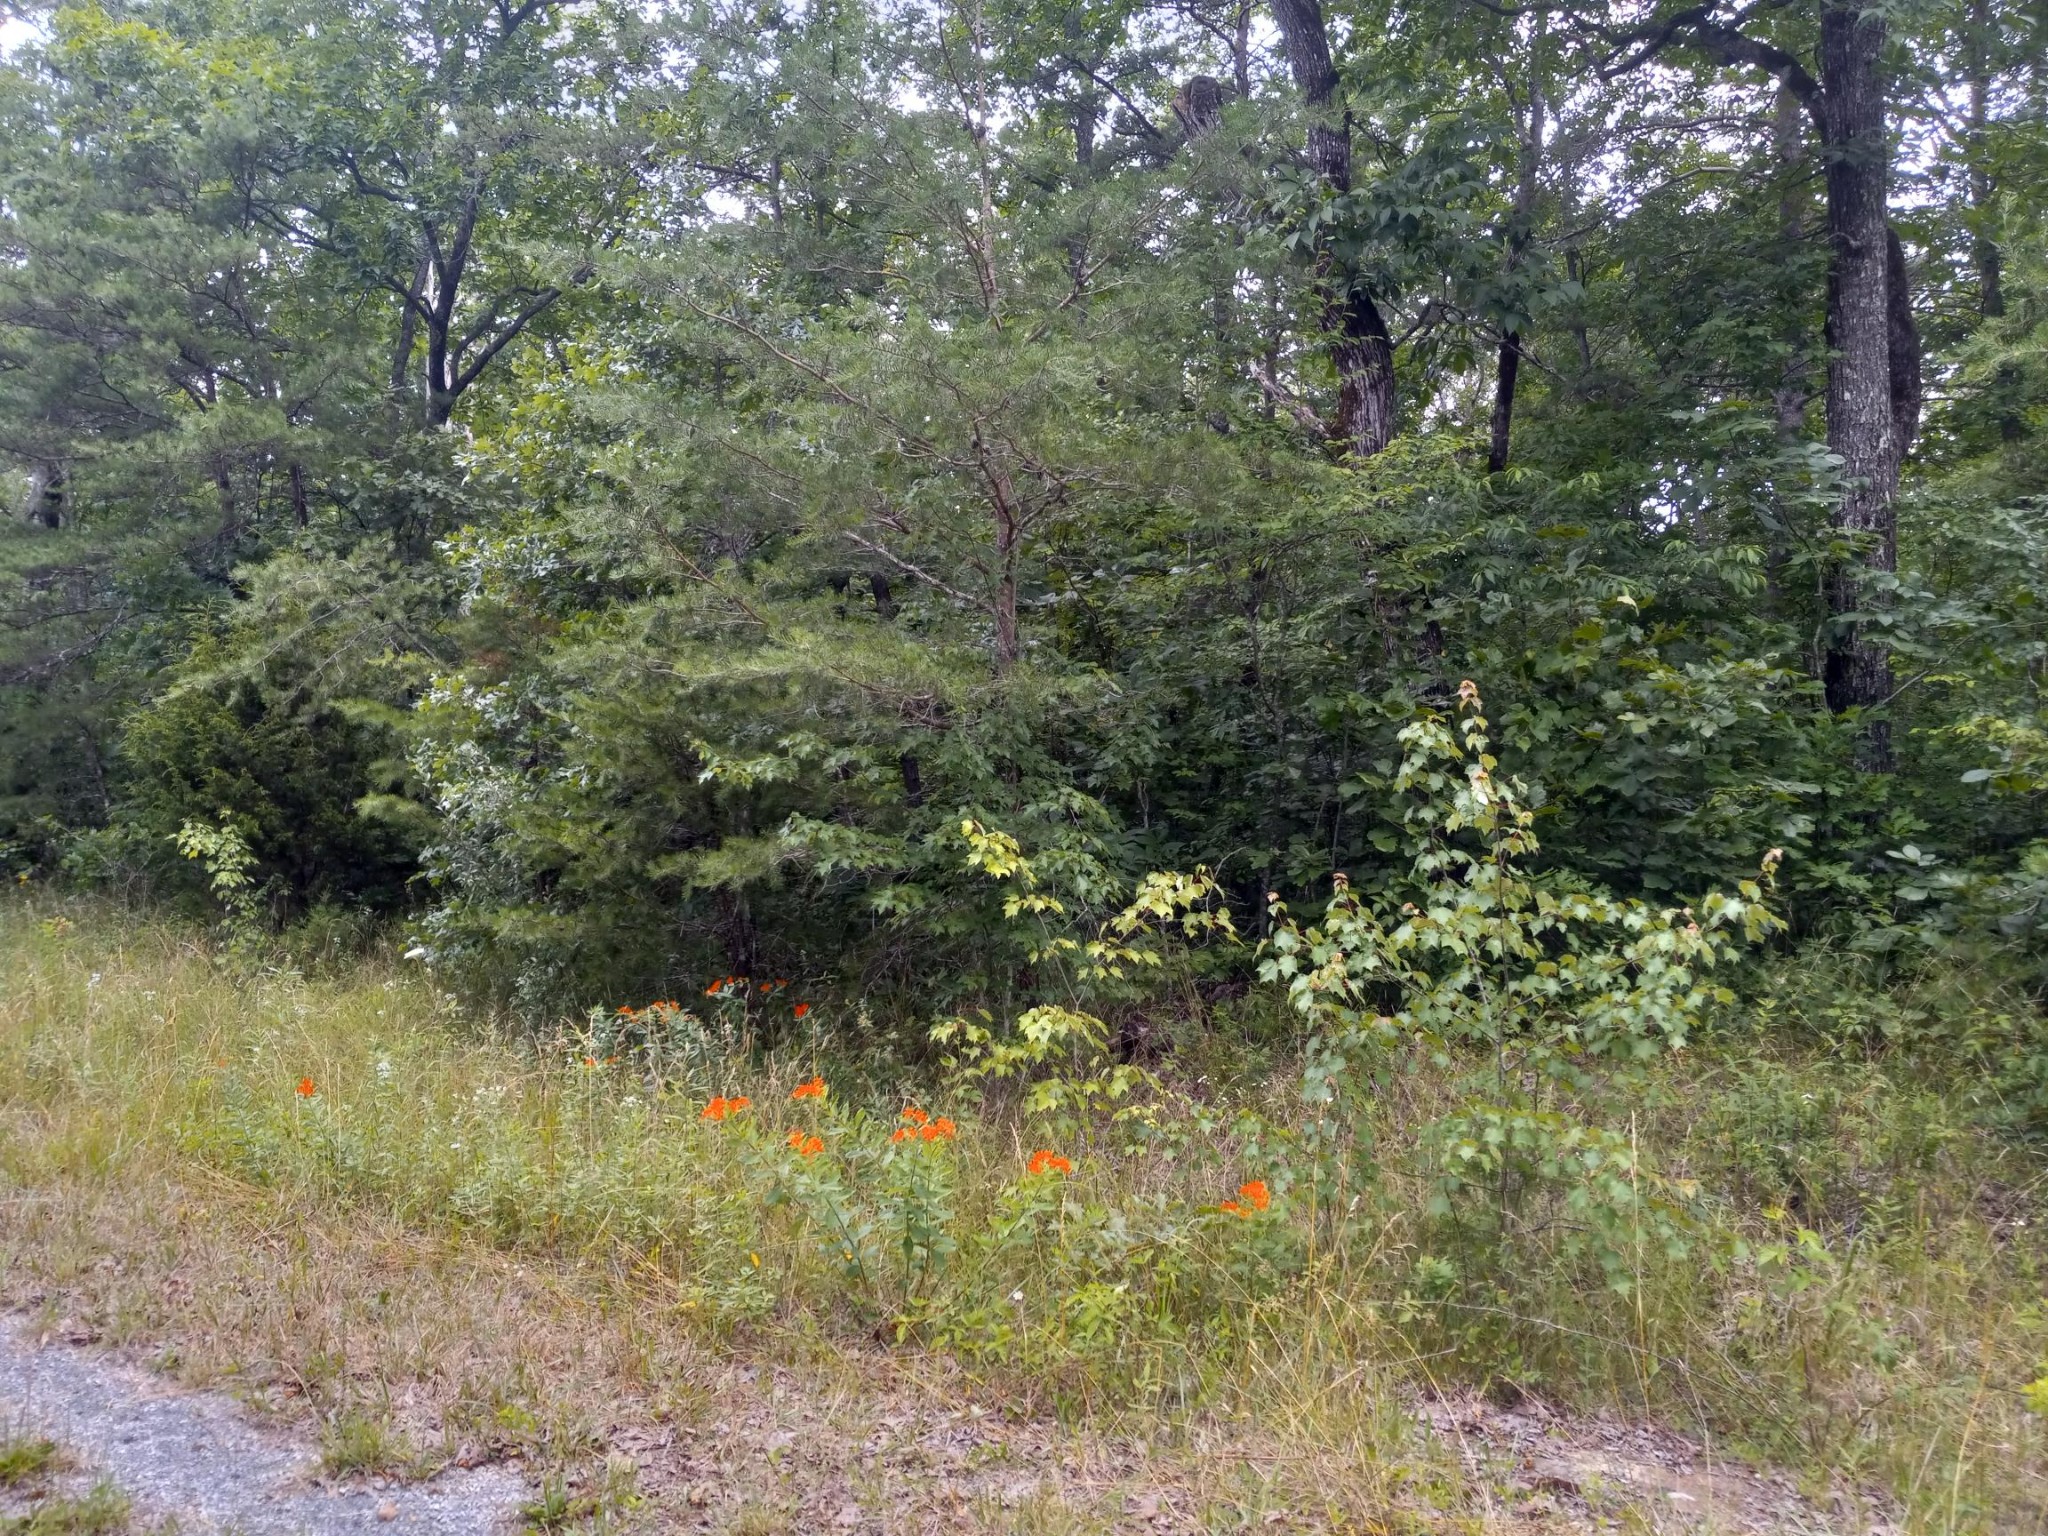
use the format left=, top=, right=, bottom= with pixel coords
left=1268, top=0, right=1397, bottom=456
left=1818, top=0, right=1897, bottom=766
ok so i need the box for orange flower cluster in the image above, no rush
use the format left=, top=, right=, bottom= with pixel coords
left=891, top=1108, right=957, bottom=1144
left=295, top=1076, right=316, bottom=1099
left=785, top=1131, right=824, bottom=1158
left=1219, top=1180, right=1271, bottom=1217
left=790, top=1075, right=827, bottom=1101
left=700, top=1095, right=752, bottom=1122
left=793, top=1002, right=812, bottom=1019
left=701, top=976, right=798, bottom=1000
left=616, top=1000, right=681, bottom=1021
left=1027, top=1149, right=1073, bottom=1177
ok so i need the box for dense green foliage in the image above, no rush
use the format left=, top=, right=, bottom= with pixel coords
left=2, top=0, right=2045, bottom=1025
left=5, top=5, right=2048, bottom=1515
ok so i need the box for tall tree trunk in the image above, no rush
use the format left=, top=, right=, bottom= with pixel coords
left=1486, top=342, right=1521, bottom=475
left=1968, top=0, right=2004, bottom=318
left=1269, top=0, right=1396, bottom=457
left=1488, top=51, right=1545, bottom=475
left=1774, top=79, right=1811, bottom=440
left=1818, top=0, right=1898, bottom=768
left=1887, top=227, right=1922, bottom=457
left=1232, top=0, right=1252, bottom=100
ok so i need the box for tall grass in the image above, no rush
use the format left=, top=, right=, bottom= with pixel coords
left=0, top=898, right=2042, bottom=1530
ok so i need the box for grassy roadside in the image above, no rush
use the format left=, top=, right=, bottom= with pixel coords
left=0, top=897, right=2042, bottom=1531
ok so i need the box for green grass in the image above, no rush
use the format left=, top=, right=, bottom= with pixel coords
left=319, top=1408, right=418, bottom=1479
left=0, top=1438, right=59, bottom=1490
left=0, top=897, right=2043, bottom=1531
left=6, top=1485, right=128, bottom=1536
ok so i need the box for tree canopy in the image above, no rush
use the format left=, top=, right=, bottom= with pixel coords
left=2, top=0, right=2045, bottom=1019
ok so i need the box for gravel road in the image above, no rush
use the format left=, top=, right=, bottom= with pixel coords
left=0, top=1317, right=527, bottom=1534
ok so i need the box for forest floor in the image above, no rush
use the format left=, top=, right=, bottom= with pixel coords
left=0, top=1171, right=1887, bottom=1535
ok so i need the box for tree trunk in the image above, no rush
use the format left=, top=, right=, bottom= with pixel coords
left=391, top=257, right=428, bottom=398
left=1269, top=0, right=1396, bottom=457
left=1818, top=0, right=1897, bottom=768
left=1232, top=0, right=1252, bottom=101
left=25, top=462, right=64, bottom=528
left=1887, top=227, right=1922, bottom=458
left=1968, top=0, right=2004, bottom=318
left=213, top=454, right=239, bottom=536
left=1488, top=54, right=1545, bottom=475
left=1774, top=80, right=1810, bottom=439
left=1486, top=340, right=1521, bottom=474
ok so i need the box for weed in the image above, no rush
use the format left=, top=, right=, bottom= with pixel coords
left=0, top=1436, right=59, bottom=1488
left=320, top=1408, right=415, bottom=1478
left=4, top=1482, right=128, bottom=1535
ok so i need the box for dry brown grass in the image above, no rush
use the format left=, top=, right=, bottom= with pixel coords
left=0, top=1151, right=1462, bottom=1533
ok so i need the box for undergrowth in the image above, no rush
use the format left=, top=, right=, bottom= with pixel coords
left=0, top=704, right=2042, bottom=1531
left=0, top=902, right=2040, bottom=1529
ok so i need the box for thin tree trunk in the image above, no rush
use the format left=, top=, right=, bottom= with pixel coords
left=1488, top=51, right=1544, bottom=475
left=1486, top=341, right=1521, bottom=474
left=1774, top=80, right=1810, bottom=439
left=1888, top=226, right=1922, bottom=459
left=289, top=462, right=310, bottom=529
left=1818, top=0, right=1898, bottom=768
left=1232, top=0, right=1252, bottom=100
left=971, top=425, right=1022, bottom=671
left=1269, top=0, right=1396, bottom=457
left=213, top=454, right=239, bottom=536
left=1566, top=249, right=1591, bottom=374
left=25, top=462, right=64, bottom=528
left=391, top=257, right=428, bottom=398
left=1969, top=0, right=2004, bottom=318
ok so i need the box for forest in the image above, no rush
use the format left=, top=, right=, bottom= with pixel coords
left=1, top=0, right=2047, bottom=1526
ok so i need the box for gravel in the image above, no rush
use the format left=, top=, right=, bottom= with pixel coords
left=0, top=1316, right=527, bottom=1534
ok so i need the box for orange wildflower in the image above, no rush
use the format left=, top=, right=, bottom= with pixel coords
left=786, top=1131, right=823, bottom=1158
left=891, top=1126, right=912, bottom=1143
left=793, top=1002, right=811, bottom=1019
left=701, top=1096, right=731, bottom=1122
left=1219, top=1200, right=1244, bottom=1217
left=790, top=1075, right=827, bottom=1101
left=1239, top=1180, right=1271, bottom=1211
left=931, top=1117, right=957, bottom=1139
left=295, top=1076, right=316, bottom=1099
left=728, top=1095, right=751, bottom=1112
left=900, top=1106, right=930, bottom=1127
left=1027, top=1149, right=1072, bottom=1177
